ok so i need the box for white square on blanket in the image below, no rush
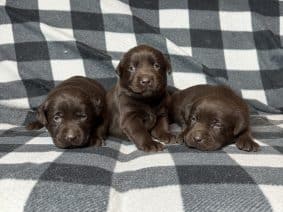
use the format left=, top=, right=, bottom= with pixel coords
left=0, top=61, right=20, bottom=82
left=107, top=185, right=184, bottom=212
left=51, top=59, right=86, bottom=81
left=100, top=0, right=132, bottom=15
left=241, top=89, right=267, bottom=105
left=105, top=32, right=137, bottom=52
left=0, top=151, right=62, bottom=164
left=40, top=23, right=75, bottom=41
left=219, top=11, right=252, bottom=32
left=259, top=185, right=283, bottom=212
left=159, top=9, right=189, bottom=28
left=224, top=49, right=259, bottom=70
left=111, top=60, right=120, bottom=70
left=0, top=24, right=14, bottom=44
left=38, top=0, right=70, bottom=11
left=172, top=72, right=207, bottom=89
left=114, top=153, right=175, bottom=173
left=0, top=97, right=30, bottom=109
left=0, top=179, right=37, bottom=212
left=166, top=39, right=192, bottom=56
left=0, top=0, right=5, bottom=6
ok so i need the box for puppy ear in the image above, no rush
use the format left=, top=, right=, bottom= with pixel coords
left=116, top=58, right=125, bottom=77
left=92, top=98, right=103, bottom=115
left=233, top=110, right=247, bottom=136
left=116, top=62, right=121, bottom=77
left=36, top=101, right=48, bottom=126
left=163, top=55, right=172, bottom=74
left=181, top=103, right=193, bottom=124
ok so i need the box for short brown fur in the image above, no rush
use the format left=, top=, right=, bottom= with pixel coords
left=168, top=85, right=259, bottom=151
left=26, top=76, right=107, bottom=149
left=106, top=45, right=175, bottom=152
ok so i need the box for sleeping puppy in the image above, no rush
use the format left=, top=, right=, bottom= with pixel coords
left=26, top=76, right=107, bottom=149
left=107, top=45, right=175, bottom=152
left=168, top=85, right=259, bottom=151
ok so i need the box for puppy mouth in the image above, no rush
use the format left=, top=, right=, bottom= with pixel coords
left=53, top=134, right=88, bottom=149
left=52, top=139, right=70, bottom=149
left=128, top=84, right=162, bottom=96
left=184, top=134, right=219, bottom=151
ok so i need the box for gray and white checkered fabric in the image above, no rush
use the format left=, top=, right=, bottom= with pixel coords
left=1, top=0, right=283, bottom=211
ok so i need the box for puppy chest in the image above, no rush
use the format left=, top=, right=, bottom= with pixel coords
left=141, top=111, right=157, bottom=130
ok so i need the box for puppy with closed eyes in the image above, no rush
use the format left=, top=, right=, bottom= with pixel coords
left=106, top=44, right=175, bottom=152
left=168, top=85, right=259, bottom=151
left=26, top=76, right=107, bottom=149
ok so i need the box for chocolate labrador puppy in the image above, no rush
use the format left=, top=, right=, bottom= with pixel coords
left=168, top=85, right=259, bottom=151
left=26, top=76, right=107, bottom=149
left=107, top=45, right=175, bottom=152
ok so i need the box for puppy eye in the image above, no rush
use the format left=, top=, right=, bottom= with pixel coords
left=80, top=113, right=87, bottom=119
left=212, top=122, right=222, bottom=128
left=77, top=113, right=87, bottom=120
left=128, top=65, right=136, bottom=72
left=153, top=63, right=160, bottom=70
left=53, top=115, right=62, bottom=123
left=190, top=115, right=197, bottom=122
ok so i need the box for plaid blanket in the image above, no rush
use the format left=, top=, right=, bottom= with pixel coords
left=1, top=0, right=283, bottom=211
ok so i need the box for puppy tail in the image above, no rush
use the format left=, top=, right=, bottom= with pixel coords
left=26, top=121, right=44, bottom=130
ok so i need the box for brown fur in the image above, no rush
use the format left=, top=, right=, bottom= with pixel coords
left=106, top=45, right=175, bottom=152
left=26, top=76, right=107, bottom=149
left=168, top=85, right=259, bottom=151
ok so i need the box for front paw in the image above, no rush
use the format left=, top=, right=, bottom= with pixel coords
left=137, top=140, right=164, bottom=152
left=158, top=132, right=177, bottom=144
left=90, top=137, right=106, bottom=147
left=175, top=133, right=184, bottom=144
left=236, top=137, right=259, bottom=152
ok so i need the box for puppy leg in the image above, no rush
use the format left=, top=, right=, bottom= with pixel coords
left=175, top=123, right=190, bottom=144
left=235, top=130, right=259, bottom=152
left=90, top=119, right=108, bottom=147
left=26, top=121, right=44, bottom=130
left=122, top=115, right=164, bottom=152
left=151, top=116, right=176, bottom=144
left=176, top=131, right=185, bottom=144
left=174, top=116, right=189, bottom=144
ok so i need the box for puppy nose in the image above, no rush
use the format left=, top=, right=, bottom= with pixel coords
left=140, top=77, right=151, bottom=85
left=193, top=135, right=203, bottom=143
left=65, top=132, right=76, bottom=142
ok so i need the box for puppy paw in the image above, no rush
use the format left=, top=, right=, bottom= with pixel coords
left=137, top=141, right=164, bottom=152
left=91, top=137, right=106, bottom=147
left=158, top=132, right=177, bottom=144
left=236, top=137, right=259, bottom=152
left=26, top=121, right=44, bottom=130
left=176, top=133, right=184, bottom=144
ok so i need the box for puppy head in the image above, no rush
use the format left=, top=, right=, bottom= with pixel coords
left=36, top=88, right=102, bottom=148
left=181, top=97, right=247, bottom=151
left=116, top=44, right=171, bottom=97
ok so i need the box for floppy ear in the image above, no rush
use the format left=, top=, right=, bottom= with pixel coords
left=116, top=56, right=126, bottom=77
left=116, top=62, right=122, bottom=77
left=92, top=98, right=103, bottom=116
left=233, top=111, right=247, bottom=136
left=180, top=103, right=193, bottom=124
left=36, top=101, right=48, bottom=126
left=163, top=55, right=172, bottom=74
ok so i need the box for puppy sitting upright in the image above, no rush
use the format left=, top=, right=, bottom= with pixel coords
left=107, top=45, right=175, bottom=152
left=168, top=85, right=259, bottom=151
left=27, top=76, right=107, bottom=149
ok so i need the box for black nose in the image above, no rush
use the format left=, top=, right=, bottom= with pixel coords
left=193, top=135, right=203, bottom=143
left=140, top=77, right=152, bottom=86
